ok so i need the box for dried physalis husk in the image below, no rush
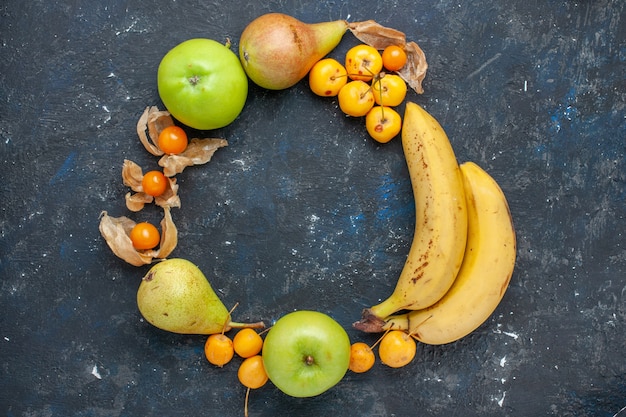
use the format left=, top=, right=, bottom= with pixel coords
left=122, top=159, right=181, bottom=212
left=348, top=20, right=428, bottom=94
left=136, top=106, right=228, bottom=176
left=396, top=41, right=428, bottom=95
left=137, top=106, right=172, bottom=156
left=348, top=20, right=406, bottom=49
left=98, top=207, right=178, bottom=266
left=158, top=138, right=228, bottom=177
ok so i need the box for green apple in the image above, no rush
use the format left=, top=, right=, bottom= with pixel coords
left=157, top=38, right=248, bottom=130
left=262, top=310, right=351, bottom=398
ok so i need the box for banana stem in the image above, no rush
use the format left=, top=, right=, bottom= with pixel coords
left=352, top=309, right=386, bottom=333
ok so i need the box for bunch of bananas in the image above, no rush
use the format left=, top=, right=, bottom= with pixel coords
left=354, top=102, right=516, bottom=345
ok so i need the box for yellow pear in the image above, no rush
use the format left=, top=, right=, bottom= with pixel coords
left=137, top=258, right=264, bottom=334
left=239, top=13, right=348, bottom=90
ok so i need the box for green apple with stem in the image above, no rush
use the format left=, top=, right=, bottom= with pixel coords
left=157, top=38, right=248, bottom=130
left=262, top=310, right=351, bottom=398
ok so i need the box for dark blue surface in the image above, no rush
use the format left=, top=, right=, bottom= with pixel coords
left=1, top=0, right=625, bottom=416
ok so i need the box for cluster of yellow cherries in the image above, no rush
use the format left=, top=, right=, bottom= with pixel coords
left=308, top=44, right=408, bottom=143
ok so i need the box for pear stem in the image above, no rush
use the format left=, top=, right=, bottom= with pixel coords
left=224, top=302, right=266, bottom=330
left=228, top=321, right=266, bottom=330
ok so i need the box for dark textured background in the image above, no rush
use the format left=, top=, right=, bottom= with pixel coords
left=1, top=0, right=625, bottom=416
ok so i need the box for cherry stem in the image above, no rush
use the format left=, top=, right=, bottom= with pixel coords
left=331, top=74, right=349, bottom=81
left=224, top=302, right=267, bottom=332
left=257, top=327, right=271, bottom=336
left=372, top=72, right=388, bottom=118
left=244, top=387, right=250, bottom=417
left=347, top=63, right=380, bottom=83
left=407, top=314, right=434, bottom=339
left=221, top=302, right=240, bottom=334
left=369, top=328, right=392, bottom=350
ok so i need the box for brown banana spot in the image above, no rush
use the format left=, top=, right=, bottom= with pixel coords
left=500, top=271, right=513, bottom=296
left=411, top=261, right=429, bottom=284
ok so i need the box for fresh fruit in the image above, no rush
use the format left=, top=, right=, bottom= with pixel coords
left=157, top=38, right=248, bottom=130
left=345, top=44, right=383, bottom=82
left=129, top=222, right=160, bottom=250
left=234, top=328, right=264, bottom=358
left=238, top=355, right=269, bottom=389
left=158, top=125, right=188, bottom=155
left=354, top=102, right=468, bottom=332
left=99, top=208, right=178, bottom=265
left=238, top=355, right=269, bottom=417
left=338, top=80, right=375, bottom=117
left=204, top=333, right=235, bottom=367
left=141, top=170, right=168, bottom=197
left=348, top=342, right=375, bottom=373
left=383, top=161, right=517, bottom=345
left=365, top=106, right=402, bottom=143
left=308, top=58, right=348, bottom=97
left=382, top=45, right=407, bottom=71
left=239, top=13, right=349, bottom=90
left=137, top=258, right=265, bottom=334
left=262, top=310, right=350, bottom=398
left=372, top=73, right=407, bottom=107
left=378, top=330, right=416, bottom=368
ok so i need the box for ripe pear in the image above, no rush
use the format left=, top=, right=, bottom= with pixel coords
left=239, top=13, right=349, bottom=90
left=137, top=258, right=264, bottom=335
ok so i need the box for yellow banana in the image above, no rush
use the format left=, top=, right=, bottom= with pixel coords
left=354, top=102, right=467, bottom=332
left=382, top=161, right=516, bottom=345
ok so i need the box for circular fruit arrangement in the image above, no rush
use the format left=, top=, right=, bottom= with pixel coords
left=98, top=11, right=517, bottom=417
